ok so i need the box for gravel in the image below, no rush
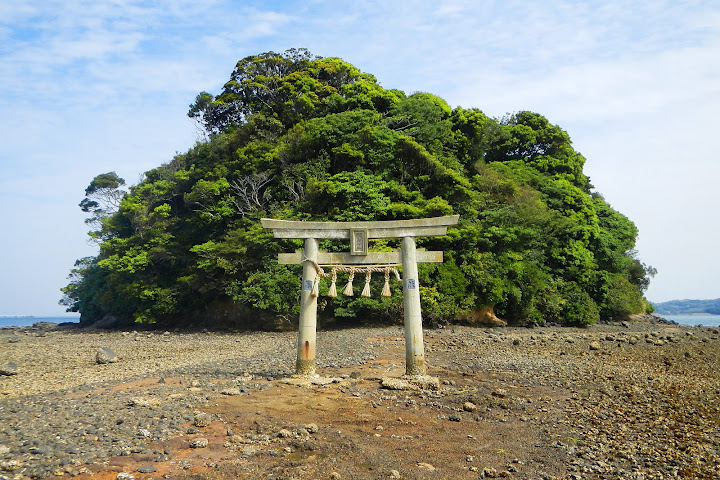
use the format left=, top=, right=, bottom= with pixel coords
left=1, top=321, right=719, bottom=479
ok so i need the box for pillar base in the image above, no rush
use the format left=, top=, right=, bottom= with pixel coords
left=405, top=359, right=426, bottom=376
left=295, top=358, right=316, bottom=376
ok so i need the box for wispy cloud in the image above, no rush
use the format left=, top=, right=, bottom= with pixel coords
left=1, top=0, right=719, bottom=313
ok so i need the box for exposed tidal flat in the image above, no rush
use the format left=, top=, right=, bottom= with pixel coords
left=1, top=320, right=719, bottom=479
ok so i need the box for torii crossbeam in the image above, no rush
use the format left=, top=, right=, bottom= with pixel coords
left=261, top=215, right=459, bottom=376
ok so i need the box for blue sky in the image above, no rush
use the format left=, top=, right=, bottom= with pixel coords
left=1, top=0, right=719, bottom=316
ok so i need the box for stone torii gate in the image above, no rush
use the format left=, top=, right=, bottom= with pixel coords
left=261, top=215, right=459, bottom=377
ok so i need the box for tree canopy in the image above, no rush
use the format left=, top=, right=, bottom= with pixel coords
left=62, top=49, right=655, bottom=328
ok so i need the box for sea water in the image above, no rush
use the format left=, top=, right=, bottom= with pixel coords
left=0, top=316, right=80, bottom=328
left=660, top=314, right=720, bottom=327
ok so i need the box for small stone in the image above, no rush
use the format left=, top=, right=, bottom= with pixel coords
left=305, top=423, right=319, bottom=434
left=417, top=462, right=436, bottom=471
left=127, top=397, right=161, bottom=407
left=137, top=466, right=157, bottom=473
left=329, top=472, right=342, bottom=479
left=448, top=414, right=461, bottom=422
left=483, top=467, right=498, bottom=478
left=96, top=347, right=118, bottom=364
left=589, top=341, right=601, bottom=351
left=0, top=445, right=10, bottom=455
left=8, top=336, right=20, bottom=343
left=512, top=338, right=521, bottom=345
left=390, top=470, right=401, bottom=478
left=491, top=388, right=507, bottom=398
left=190, top=438, right=208, bottom=448
left=241, top=446, right=256, bottom=457
left=277, top=429, right=293, bottom=438
left=463, top=402, right=477, bottom=412
left=116, top=473, right=135, bottom=480
left=0, top=362, right=18, bottom=376
left=220, top=388, right=243, bottom=396
left=194, top=412, right=212, bottom=427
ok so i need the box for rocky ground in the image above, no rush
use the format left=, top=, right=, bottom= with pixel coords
left=1, top=319, right=719, bottom=480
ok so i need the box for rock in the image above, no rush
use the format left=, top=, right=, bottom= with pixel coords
left=277, top=429, right=293, bottom=438
left=305, top=423, right=319, bottom=434
left=96, top=347, right=118, bottom=364
left=92, top=314, right=122, bottom=329
left=482, top=467, right=498, bottom=477
left=0, top=361, right=18, bottom=376
left=194, top=412, right=212, bottom=427
left=0, top=445, right=10, bottom=455
left=390, top=471, right=401, bottom=479
left=8, top=336, right=20, bottom=343
left=589, top=341, right=601, bottom=351
left=491, top=388, right=507, bottom=398
left=459, top=305, right=507, bottom=327
left=116, top=474, right=134, bottom=480
left=189, top=438, right=208, bottom=448
left=127, top=397, right=162, bottom=407
left=381, top=375, right=440, bottom=391
left=448, top=414, right=461, bottom=422
left=463, top=402, right=477, bottom=412
left=137, top=466, right=157, bottom=473
left=417, top=462, right=437, bottom=471
left=381, top=378, right=416, bottom=391
left=220, top=387, right=243, bottom=396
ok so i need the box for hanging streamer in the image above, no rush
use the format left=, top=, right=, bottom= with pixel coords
left=343, top=269, right=355, bottom=296
left=361, top=268, right=372, bottom=297
left=382, top=268, right=392, bottom=297
left=327, top=268, right=337, bottom=298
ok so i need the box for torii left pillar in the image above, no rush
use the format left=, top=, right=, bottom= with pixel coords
left=296, top=238, right=318, bottom=375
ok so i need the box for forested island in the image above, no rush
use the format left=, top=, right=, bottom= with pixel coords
left=61, top=49, right=655, bottom=329
left=652, top=298, right=720, bottom=315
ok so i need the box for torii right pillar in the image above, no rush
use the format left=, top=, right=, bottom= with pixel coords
left=401, top=235, right=425, bottom=375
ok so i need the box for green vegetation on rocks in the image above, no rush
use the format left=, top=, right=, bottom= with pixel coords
left=61, top=49, right=655, bottom=328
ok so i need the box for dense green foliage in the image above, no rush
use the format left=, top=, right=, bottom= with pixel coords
left=652, top=299, right=720, bottom=315
left=62, top=49, right=655, bottom=328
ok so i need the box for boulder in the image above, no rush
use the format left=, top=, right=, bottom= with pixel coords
left=96, top=347, right=118, bottom=364
left=459, top=305, right=507, bottom=327
left=0, top=362, right=18, bottom=376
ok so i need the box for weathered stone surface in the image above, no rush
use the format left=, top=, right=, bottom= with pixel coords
left=0, top=361, right=18, bottom=376
left=194, top=412, right=212, bottom=427
left=96, top=347, right=118, bottom=364
left=190, top=438, right=208, bottom=448
left=459, top=305, right=507, bottom=327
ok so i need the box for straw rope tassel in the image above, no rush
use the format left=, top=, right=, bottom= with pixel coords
left=381, top=268, right=392, bottom=297
left=361, top=268, right=372, bottom=297
left=327, top=268, right=337, bottom=297
left=311, top=277, right=319, bottom=298
left=343, top=269, right=355, bottom=296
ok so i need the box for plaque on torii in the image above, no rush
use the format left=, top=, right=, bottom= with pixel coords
left=261, top=215, right=459, bottom=376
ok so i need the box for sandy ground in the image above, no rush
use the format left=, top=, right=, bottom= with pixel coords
left=1, top=320, right=719, bottom=480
